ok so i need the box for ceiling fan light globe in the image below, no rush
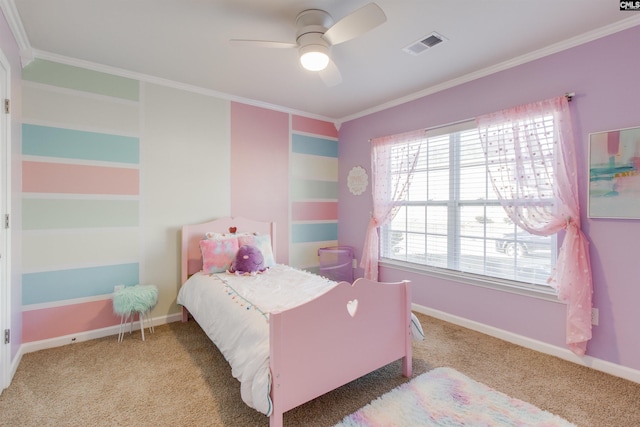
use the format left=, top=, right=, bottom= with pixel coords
left=299, top=45, right=329, bottom=71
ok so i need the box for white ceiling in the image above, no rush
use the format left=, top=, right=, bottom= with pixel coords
left=7, top=1, right=640, bottom=122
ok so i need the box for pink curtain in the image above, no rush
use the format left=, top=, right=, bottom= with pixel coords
left=476, top=96, right=593, bottom=355
left=360, top=130, right=422, bottom=281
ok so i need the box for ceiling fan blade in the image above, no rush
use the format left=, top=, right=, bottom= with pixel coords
left=322, top=3, right=386, bottom=46
left=319, top=59, right=342, bottom=87
left=229, top=39, right=297, bottom=49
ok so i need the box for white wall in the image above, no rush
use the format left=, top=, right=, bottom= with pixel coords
left=141, top=83, right=231, bottom=316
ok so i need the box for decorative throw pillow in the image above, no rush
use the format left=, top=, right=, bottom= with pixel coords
left=228, top=245, right=268, bottom=275
left=200, top=237, right=239, bottom=273
left=238, top=234, right=275, bottom=267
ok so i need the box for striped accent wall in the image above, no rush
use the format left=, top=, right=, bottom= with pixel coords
left=21, top=59, right=140, bottom=342
left=290, top=116, right=339, bottom=273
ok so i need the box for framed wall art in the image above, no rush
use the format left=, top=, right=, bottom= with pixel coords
left=347, top=165, right=368, bottom=195
left=588, top=126, right=640, bottom=218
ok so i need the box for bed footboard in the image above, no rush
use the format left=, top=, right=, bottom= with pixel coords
left=268, top=278, right=412, bottom=427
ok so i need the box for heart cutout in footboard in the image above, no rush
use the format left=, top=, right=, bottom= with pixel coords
left=347, top=299, right=358, bottom=317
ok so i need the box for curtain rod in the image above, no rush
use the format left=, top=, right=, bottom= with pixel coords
left=368, top=92, right=576, bottom=142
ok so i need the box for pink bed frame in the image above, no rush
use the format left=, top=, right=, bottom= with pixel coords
left=180, top=217, right=412, bottom=427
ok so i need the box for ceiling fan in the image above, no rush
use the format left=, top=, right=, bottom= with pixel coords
left=229, top=2, right=387, bottom=87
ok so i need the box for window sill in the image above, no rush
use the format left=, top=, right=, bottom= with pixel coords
left=379, top=258, right=562, bottom=303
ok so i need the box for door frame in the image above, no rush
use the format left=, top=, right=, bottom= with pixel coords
left=0, top=46, right=12, bottom=393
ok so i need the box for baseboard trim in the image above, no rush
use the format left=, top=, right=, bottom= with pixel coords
left=412, top=303, right=640, bottom=384
left=18, top=312, right=183, bottom=356
left=7, top=350, right=22, bottom=391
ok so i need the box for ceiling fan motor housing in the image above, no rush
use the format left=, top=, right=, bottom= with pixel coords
left=296, top=9, right=333, bottom=30
left=296, top=9, right=333, bottom=50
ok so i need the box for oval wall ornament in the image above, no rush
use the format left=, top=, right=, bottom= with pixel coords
left=347, top=166, right=368, bottom=195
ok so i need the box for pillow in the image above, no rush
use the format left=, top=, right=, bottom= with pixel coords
left=228, top=245, right=268, bottom=275
left=238, top=233, right=275, bottom=267
left=200, top=237, right=239, bottom=273
left=204, top=231, right=252, bottom=240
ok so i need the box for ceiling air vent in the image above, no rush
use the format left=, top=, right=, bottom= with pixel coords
left=403, top=32, right=447, bottom=56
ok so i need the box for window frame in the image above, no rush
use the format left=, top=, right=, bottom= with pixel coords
left=379, top=119, right=559, bottom=300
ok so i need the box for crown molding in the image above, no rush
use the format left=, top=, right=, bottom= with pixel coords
left=339, top=16, right=640, bottom=124
left=0, top=0, right=336, bottom=126
left=6, top=0, right=638, bottom=129
left=0, top=0, right=33, bottom=66
left=31, top=49, right=338, bottom=126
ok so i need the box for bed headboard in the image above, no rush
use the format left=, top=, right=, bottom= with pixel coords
left=180, top=217, right=276, bottom=284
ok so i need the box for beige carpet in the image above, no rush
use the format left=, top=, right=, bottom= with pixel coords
left=1, top=313, right=639, bottom=426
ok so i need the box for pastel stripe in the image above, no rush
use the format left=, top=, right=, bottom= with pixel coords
left=23, top=263, right=139, bottom=305
left=292, top=201, right=338, bottom=221
left=22, top=59, right=139, bottom=101
left=23, top=124, right=140, bottom=164
left=22, top=299, right=121, bottom=343
left=291, top=153, right=338, bottom=181
left=292, top=115, right=338, bottom=138
left=291, top=178, right=338, bottom=200
left=23, top=84, right=140, bottom=135
left=289, top=240, right=338, bottom=268
left=23, top=161, right=139, bottom=195
left=291, top=222, right=338, bottom=243
left=22, top=229, right=140, bottom=273
left=23, top=199, right=139, bottom=230
left=292, top=134, right=338, bottom=158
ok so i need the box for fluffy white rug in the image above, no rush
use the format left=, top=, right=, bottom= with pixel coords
left=335, top=367, right=576, bottom=427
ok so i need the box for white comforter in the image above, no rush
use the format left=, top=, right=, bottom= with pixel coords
left=177, top=264, right=337, bottom=415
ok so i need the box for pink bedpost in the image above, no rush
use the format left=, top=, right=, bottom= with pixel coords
left=269, top=409, right=283, bottom=427
left=402, top=280, right=412, bottom=378
left=270, top=311, right=284, bottom=427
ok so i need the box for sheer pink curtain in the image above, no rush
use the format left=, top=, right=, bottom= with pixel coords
left=476, top=96, right=592, bottom=355
left=360, top=130, right=422, bottom=281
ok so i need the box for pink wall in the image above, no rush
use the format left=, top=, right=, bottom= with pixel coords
left=292, top=115, right=338, bottom=138
left=230, top=102, right=290, bottom=263
left=338, top=25, right=640, bottom=370
left=22, top=300, right=120, bottom=342
left=23, top=161, right=139, bottom=195
left=291, top=201, right=338, bottom=221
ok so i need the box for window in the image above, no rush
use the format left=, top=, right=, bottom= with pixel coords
left=380, top=120, right=557, bottom=292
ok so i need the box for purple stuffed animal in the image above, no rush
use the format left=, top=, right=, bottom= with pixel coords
left=228, top=245, right=268, bottom=275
